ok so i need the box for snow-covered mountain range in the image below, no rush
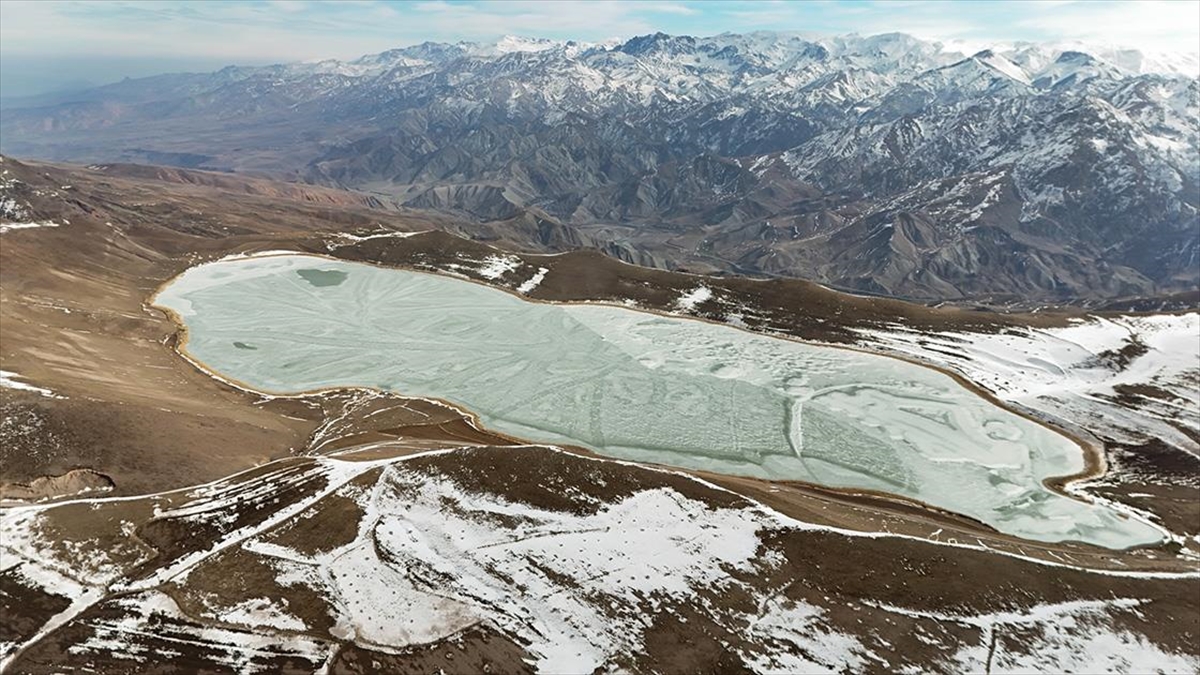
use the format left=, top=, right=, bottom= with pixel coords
left=2, top=32, right=1197, bottom=302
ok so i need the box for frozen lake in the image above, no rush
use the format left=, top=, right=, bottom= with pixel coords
left=155, top=254, right=1162, bottom=549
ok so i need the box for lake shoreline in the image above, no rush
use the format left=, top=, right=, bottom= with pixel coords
left=148, top=251, right=1156, bottom=550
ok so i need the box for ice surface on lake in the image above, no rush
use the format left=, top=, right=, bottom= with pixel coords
left=155, top=255, right=1163, bottom=549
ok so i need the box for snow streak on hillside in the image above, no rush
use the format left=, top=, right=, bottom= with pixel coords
left=3, top=446, right=1198, bottom=674
left=861, top=313, right=1200, bottom=454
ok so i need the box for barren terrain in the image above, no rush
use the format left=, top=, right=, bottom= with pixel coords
left=2, top=156, right=1197, bottom=673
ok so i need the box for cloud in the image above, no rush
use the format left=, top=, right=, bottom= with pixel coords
left=725, top=0, right=1199, bottom=54
left=1015, top=0, right=1200, bottom=53
left=413, top=1, right=460, bottom=12
left=0, top=2, right=589, bottom=63
left=268, top=0, right=308, bottom=12
left=640, top=3, right=697, bottom=16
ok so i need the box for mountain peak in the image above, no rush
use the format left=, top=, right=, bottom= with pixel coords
left=971, top=49, right=1031, bottom=84
left=617, top=32, right=696, bottom=56
left=1056, top=50, right=1096, bottom=64
left=491, top=35, right=564, bottom=54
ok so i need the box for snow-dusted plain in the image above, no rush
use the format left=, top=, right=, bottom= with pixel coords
left=859, top=313, right=1200, bottom=454
left=2, top=446, right=1196, bottom=674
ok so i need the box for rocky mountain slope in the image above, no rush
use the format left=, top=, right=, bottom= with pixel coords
left=2, top=32, right=1197, bottom=302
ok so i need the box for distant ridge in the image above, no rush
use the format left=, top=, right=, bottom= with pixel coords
left=2, top=31, right=1196, bottom=303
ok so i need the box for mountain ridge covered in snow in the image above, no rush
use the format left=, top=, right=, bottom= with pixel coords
left=2, top=31, right=1197, bottom=303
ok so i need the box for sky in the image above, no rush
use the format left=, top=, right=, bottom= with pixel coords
left=1, top=0, right=1198, bottom=97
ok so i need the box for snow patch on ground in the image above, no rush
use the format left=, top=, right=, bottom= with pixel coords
left=859, top=312, right=1200, bottom=451
left=442, top=254, right=523, bottom=280
left=214, top=249, right=309, bottom=263
left=517, top=267, right=549, bottom=294
left=221, top=597, right=307, bottom=632
left=364, top=472, right=762, bottom=670
left=741, top=595, right=875, bottom=673
left=871, top=596, right=1198, bottom=673
left=327, top=230, right=427, bottom=248
left=0, top=196, right=28, bottom=219
left=0, top=370, right=64, bottom=398
left=242, top=459, right=874, bottom=673
left=675, top=285, right=713, bottom=311
left=65, top=591, right=330, bottom=673
left=475, top=254, right=521, bottom=280
left=2, top=552, right=89, bottom=602
left=3, top=442, right=1197, bottom=673
left=933, top=599, right=1196, bottom=674
left=0, top=221, right=59, bottom=234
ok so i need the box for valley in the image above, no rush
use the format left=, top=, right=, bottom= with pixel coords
left=154, top=253, right=1162, bottom=548
left=1, top=155, right=1197, bottom=672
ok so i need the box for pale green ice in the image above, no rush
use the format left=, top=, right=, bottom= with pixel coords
left=155, top=254, right=1163, bottom=549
